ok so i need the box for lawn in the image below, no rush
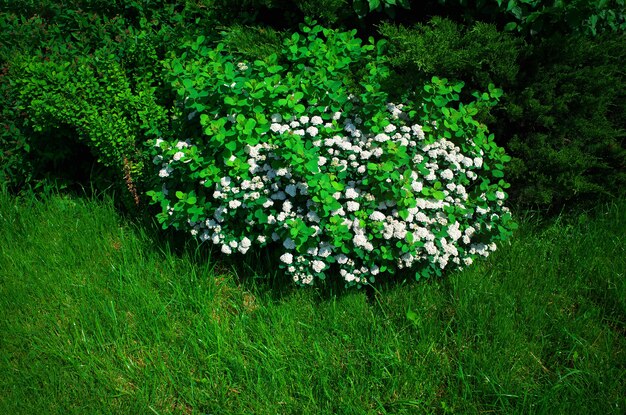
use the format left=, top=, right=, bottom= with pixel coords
left=1, top=191, right=624, bottom=414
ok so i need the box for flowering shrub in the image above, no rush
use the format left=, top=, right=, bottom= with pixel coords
left=147, top=23, right=516, bottom=286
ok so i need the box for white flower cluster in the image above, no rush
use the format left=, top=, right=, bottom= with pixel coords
left=152, top=100, right=510, bottom=286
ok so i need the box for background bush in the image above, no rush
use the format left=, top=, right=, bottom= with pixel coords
left=502, top=32, right=626, bottom=208
left=379, top=17, right=626, bottom=211
left=0, top=2, right=205, bottom=203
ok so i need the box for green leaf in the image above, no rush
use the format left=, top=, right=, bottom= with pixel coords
left=368, top=0, right=381, bottom=10
left=306, top=159, right=319, bottom=173
left=182, top=78, right=194, bottom=89
left=504, top=21, right=518, bottom=32
left=254, top=209, right=268, bottom=224
left=244, top=118, right=257, bottom=133
left=406, top=307, right=419, bottom=324
left=225, top=140, right=237, bottom=151
left=432, top=190, right=445, bottom=200
left=331, top=181, right=345, bottom=191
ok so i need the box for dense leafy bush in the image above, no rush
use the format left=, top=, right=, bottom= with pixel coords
left=379, top=17, right=522, bottom=98
left=0, top=4, right=201, bottom=200
left=9, top=48, right=169, bottom=193
left=502, top=32, right=626, bottom=208
left=380, top=17, right=626, bottom=210
left=436, top=0, right=626, bottom=36
left=148, top=23, right=515, bottom=286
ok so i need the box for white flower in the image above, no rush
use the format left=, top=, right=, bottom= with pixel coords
left=270, top=123, right=283, bottom=133
left=306, top=126, right=319, bottom=137
left=384, top=124, right=396, bottom=133
left=154, top=138, right=164, bottom=147
left=293, top=129, right=305, bottom=136
left=318, top=244, right=332, bottom=258
left=332, top=111, right=342, bottom=120
left=176, top=141, right=189, bottom=149
left=306, top=210, right=320, bottom=223
left=411, top=181, right=423, bottom=192
left=369, top=211, right=386, bottom=221
left=496, top=191, right=506, bottom=200
left=299, top=115, right=310, bottom=124
left=312, top=260, right=325, bottom=273
left=353, top=234, right=368, bottom=247
left=221, top=245, right=232, bottom=254
left=158, top=166, right=173, bottom=178
left=411, top=124, right=425, bottom=140
left=346, top=201, right=360, bottom=212
left=318, top=156, right=327, bottom=166
left=344, top=188, right=359, bottom=199
left=280, top=252, right=293, bottom=264
left=311, top=116, right=323, bottom=125
left=282, top=200, right=292, bottom=213
left=374, top=133, right=389, bottom=143
left=424, top=241, right=438, bottom=255
left=237, top=62, right=248, bottom=71
left=285, top=184, right=297, bottom=197
left=220, top=177, right=232, bottom=187
left=441, top=169, right=454, bottom=180
left=228, top=200, right=242, bottom=209
left=476, top=206, right=489, bottom=215
left=448, top=222, right=462, bottom=241
left=257, top=235, right=267, bottom=244
left=473, top=157, right=483, bottom=168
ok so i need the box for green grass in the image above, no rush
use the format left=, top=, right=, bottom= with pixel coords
left=0, top=191, right=624, bottom=414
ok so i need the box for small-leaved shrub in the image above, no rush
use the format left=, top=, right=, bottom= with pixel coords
left=8, top=48, right=169, bottom=202
left=148, top=23, right=515, bottom=286
left=379, top=17, right=522, bottom=97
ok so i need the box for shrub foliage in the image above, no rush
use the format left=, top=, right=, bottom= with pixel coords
left=147, top=23, right=515, bottom=286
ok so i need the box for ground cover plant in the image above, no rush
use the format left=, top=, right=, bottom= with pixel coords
left=0, top=190, right=624, bottom=414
